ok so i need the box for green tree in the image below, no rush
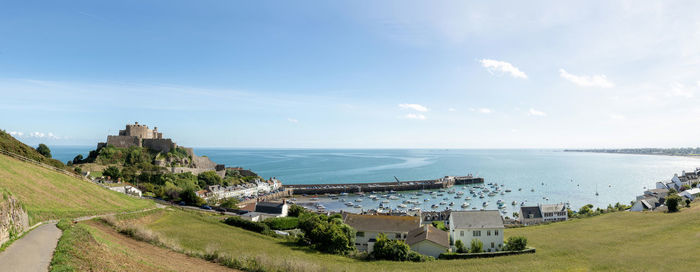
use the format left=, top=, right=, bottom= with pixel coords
left=504, top=236, right=527, bottom=251
left=288, top=204, right=307, bottom=217
left=666, top=194, right=682, bottom=213
left=103, top=166, right=121, bottom=180
left=372, top=233, right=411, bottom=261
left=578, top=204, right=594, bottom=216
left=470, top=239, right=483, bottom=253
left=298, top=212, right=355, bottom=254
left=72, top=154, right=83, bottom=165
left=680, top=184, right=690, bottom=192
left=219, top=197, right=240, bottom=209
left=512, top=212, right=519, bottom=219
left=197, top=171, right=223, bottom=187
left=73, top=167, right=82, bottom=175
left=685, top=198, right=691, bottom=208
left=36, top=144, right=52, bottom=158
left=455, top=239, right=467, bottom=253
left=179, top=188, right=204, bottom=206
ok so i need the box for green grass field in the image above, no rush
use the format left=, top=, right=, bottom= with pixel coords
left=123, top=205, right=700, bottom=272
left=0, top=154, right=154, bottom=224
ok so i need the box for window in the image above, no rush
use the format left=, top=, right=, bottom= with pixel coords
left=356, top=232, right=364, bottom=237
left=487, top=230, right=491, bottom=236
left=495, top=230, right=499, bottom=236
left=395, top=233, right=401, bottom=239
left=491, top=242, right=494, bottom=248
left=460, top=231, right=464, bottom=236
left=473, top=230, right=481, bottom=237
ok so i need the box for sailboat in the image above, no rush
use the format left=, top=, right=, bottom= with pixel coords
left=595, top=184, right=599, bottom=196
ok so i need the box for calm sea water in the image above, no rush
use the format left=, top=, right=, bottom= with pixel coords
left=51, top=147, right=700, bottom=214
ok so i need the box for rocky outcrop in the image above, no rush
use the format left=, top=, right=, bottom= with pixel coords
left=0, top=191, right=29, bottom=246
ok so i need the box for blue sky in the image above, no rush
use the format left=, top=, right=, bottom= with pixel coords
left=1, top=1, right=700, bottom=148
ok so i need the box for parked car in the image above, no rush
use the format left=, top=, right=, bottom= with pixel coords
left=178, top=201, right=186, bottom=206
left=201, top=205, right=213, bottom=210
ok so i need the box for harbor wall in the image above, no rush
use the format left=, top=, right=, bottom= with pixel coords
left=285, top=177, right=484, bottom=195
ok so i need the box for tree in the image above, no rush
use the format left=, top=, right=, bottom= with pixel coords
left=685, top=198, right=691, bottom=208
left=578, top=204, right=594, bottom=216
left=666, top=194, right=682, bottom=213
left=103, top=166, right=121, bottom=180
left=197, top=171, right=223, bottom=187
left=219, top=197, right=240, bottom=209
left=455, top=239, right=467, bottom=253
left=470, top=239, right=483, bottom=253
left=298, top=212, right=355, bottom=254
left=504, top=236, right=527, bottom=251
left=512, top=212, right=519, bottom=219
left=372, top=233, right=411, bottom=261
left=180, top=188, right=204, bottom=206
left=36, top=144, right=51, bottom=158
left=288, top=204, right=307, bottom=217
left=73, top=167, right=82, bottom=175
left=72, top=154, right=84, bottom=165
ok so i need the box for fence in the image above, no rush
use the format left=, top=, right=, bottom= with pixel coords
left=0, top=149, right=88, bottom=181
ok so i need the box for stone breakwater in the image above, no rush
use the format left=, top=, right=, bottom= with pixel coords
left=284, top=176, right=484, bottom=195
left=0, top=192, right=29, bottom=246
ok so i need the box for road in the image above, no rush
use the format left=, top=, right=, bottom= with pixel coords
left=0, top=223, right=62, bottom=272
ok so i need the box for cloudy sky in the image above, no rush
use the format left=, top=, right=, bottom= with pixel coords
left=1, top=1, right=699, bottom=148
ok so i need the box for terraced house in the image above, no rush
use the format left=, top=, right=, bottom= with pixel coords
left=342, top=214, right=421, bottom=252
left=449, top=210, right=504, bottom=252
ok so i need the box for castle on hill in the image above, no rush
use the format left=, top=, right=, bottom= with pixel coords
left=98, top=122, right=226, bottom=177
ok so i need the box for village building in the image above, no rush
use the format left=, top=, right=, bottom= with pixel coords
left=107, top=185, right=142, bottom=197
left=540, top=204, right=568, bottom=222
left=679, top=188, right=700, bottom=200
left=240, top=201, right=289, bottom=222
left=519, top=206, right=543, bottom=225
left=449, top=210, right=504, bottom=252
left=197, top=178, right=282, bottom=200
left=342, top=214, right=421, bottom=252
left=406, top=225, right=450, bottom=258
left=630, top=196, right=661, bottom=212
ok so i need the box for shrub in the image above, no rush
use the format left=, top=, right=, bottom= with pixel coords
left=179, top=188, right=204, bottom=206
left=470, top=239, right=483, bottom=253
left=263, top=217, right=299, bottom=230
left=504, top=236, right=527, bottom=251
left=287, top=204, right=307, bottom=217
left=224, top=216, right=271, bottom=234
left=103, top=166, right=121, bottom=180
left=219, top=197, right=240, bottom=209
left=666, top=194, right=682, bottom=213
left=298, top=212, right=355, bottom=254
left=372, top=233, right=410, bottom=261
left=455, top=239, right=467, bottom=253
left=198, top=171, right=223, bottom=187
left=36, top=143, right=51, bottom=158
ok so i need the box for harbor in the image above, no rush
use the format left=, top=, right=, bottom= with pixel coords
left=283, top=175, right=484, bottom=195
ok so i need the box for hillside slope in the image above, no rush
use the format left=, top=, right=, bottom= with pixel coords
left=0, top=154, right=153, bottom=224
left=0, top=130, right=65, bottom=169
left=101, top=205, right=700, bottom=272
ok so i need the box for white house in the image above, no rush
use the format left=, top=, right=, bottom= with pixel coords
left=449, top=210, right=504, bottom=252
left=679, top=188, right=700, bottom=200
left=540, top=204, right=568, bottom=223
left=343, top=214, right=421, bottom=252
left=240, top=201, right=289, bottom=222
left=108, top=185, right=142, bottom=197
left=406, top=225, right=450, bottom=258
left=630, top=196, right=661, bottom=212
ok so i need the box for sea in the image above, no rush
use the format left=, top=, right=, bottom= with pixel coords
left=52, top=147, right=700, bottom=215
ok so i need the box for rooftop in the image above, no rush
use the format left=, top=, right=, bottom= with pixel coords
left=343, top=214, right=421, bottom=233
left=451, top=210, right=504, bottom=229
left=540, top=203, right=566, bottom=213
left=406, top=225, right=449, bottom=248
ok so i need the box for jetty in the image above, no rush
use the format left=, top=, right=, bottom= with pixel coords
left=284, top=175, right=483, bottom=195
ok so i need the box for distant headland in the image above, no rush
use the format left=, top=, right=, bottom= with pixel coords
left=564, top=148, right=700, bottom=157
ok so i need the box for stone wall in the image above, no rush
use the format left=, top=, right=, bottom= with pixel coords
left=106, top=135, right=141, bottom=148
left=142, top=138, right=174, bottom=153
left=0, top=192, right=29, bottom=246
left=193, top=155, right=217, bottom=169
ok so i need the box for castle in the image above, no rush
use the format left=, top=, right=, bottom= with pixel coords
left=98, top=122, right=226, bottom=177
left=98, top=122, right=175, bottom=153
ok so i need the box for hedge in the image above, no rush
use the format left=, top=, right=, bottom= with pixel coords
left=223, top=216, right=271, bottom=234
left=439, top=248, right=536, bottom=260
left=263, top=217, right=299, bottom=230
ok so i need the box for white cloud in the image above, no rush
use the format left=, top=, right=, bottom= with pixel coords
left=404, top=113, right=427, bottom=120
left=26, top=131, right=59, bottom=139
left=398, top=103, right=429, bottom=112
left=668, top=82, right=693, bottom=98
left=559, top=69, right=614, bottom=88
left=468, top=107, right=493, bottom=114
left=528, top=108, right=547, bottom=117
left=697, top=81, right=700, bottom=87
left=448, top=108, right=456, bottom=112
left=480, top=59, right=527, bottom=79
left=287, top=118, right=299, bottom=123
left=8, top=131, right=24, bottom=137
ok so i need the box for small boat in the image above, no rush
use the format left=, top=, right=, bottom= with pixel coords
left=454, top=195, right=461, bottom=199
left=482, top=202, right=489, bottom=207
left=472, top=207, right=477, bottom=210
left=518, top=188, right=522, bottom=191
left=457, top=191, right=464, bottom=195
left=431, top=204, right=439, bottom=209
left=505, top=189, right=511, bottom=192
left=440, top=202, right=447, bottom=205
left=398, top=204, right=407, bottom=208
left=461, top=202, right=470, bottom=208
left=340, top=192, right=348, bottom=196
left=531, top=188, right=535, bottom=192
left=443, top=197, right=449, bottom=200
left=449, top=202, right=455, bottom=206
left=512, top=201, right=517, bottom=205
left=465, top=197, right=472, bottom=200
left=354, top=204, right=362, bottom=208
left=345, top=202, right=354, bottom=206
left=488, top=192, right=496, bottom=197
left=381, top=200, right=390, bottom=203
left=389, top=196, right=399, bottom=200
left=355, top=198, right=363, bottom=202
left=424, top=198, right=430, bottom=202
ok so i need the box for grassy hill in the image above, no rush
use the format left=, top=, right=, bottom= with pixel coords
left=0, top=154, right=154, bottom=224
left=91, top=205, right=700, bottom=272
left=0, top=130, right=66, bottom=169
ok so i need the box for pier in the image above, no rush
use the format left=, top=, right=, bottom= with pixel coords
left=284, top=175, right=484, bottom=195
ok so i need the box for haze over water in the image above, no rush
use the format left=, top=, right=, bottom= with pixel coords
left=53, top=147, right=700, bottom=211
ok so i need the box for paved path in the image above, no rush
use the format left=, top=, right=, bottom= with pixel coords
left=0, top=223, right=62, bottom=272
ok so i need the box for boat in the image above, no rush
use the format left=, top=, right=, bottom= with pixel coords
left=512, top=201, right=517, bottom=205
left=340, top=192, right=348, bottom=196
left=389, top=196, right=399, bottom=200
left=355, top=198, right=363, bottom=202
left=461, top=202, right=470, bottom=208
left=439, top=202, right=447, bottom=205
left=479, top=194, right=485, bottom=199
left=449, top=202, right=455, bottom=206
left=518, top=188, right=522, bottom=191
left=488, top=192, right=496, bottom=197
left=398, top=204, right=407, bottom=208
left=345, top=202, right=354, bottom=206
left=354, top=204, right=362, bottom=208
left=457, top=191, right=464, bottom=195
left=482, top=202, right=489, bottom=207
left=505, top=189, right=511, bottom=192
left=454, top=195, right=461, bottom=199
left=500, top=192, right=505, bottom=195
left=465, top=197, right=472, bottom=200
left=437, top=193, right=444, bottom=196
left=431, top=204, right=439, bottom=209
left=531, top=188, right=535, bottom=192
left=381, top=200, right=390, bottom=203
left=443, top=197, right=449, bottom=200
left=424, top=198, right=430, bottom=202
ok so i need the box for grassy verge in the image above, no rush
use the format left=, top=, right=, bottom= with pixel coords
left=102, top=203, right=700, bottom=272
left=0, top=154, right=154, bottom=225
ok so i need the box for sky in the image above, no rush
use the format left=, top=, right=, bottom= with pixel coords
left=1, top=1, right=700, bottom=149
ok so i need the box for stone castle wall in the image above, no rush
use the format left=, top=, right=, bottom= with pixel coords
left=106, top=135, right=141, bottom=148
left=142, top=139, right=175, bottom=153
left=0, top=193, right=29, bottom=246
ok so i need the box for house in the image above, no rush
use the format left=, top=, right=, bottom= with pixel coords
left=343, top=214, right=421, bottom=252
left=519, top=206, right=543, bottom=225
left=449, top=210, right=504, bottom=252
left=108, top=185, right=142, bottom=197
left=540, top=204, right=568, bottom=223
left=630, top=196, right=661, bottom=212
left=241, top=201, right=289, bottom=222
left=679, top=188, right=700, bottom=200
left=406, top=225, right=450, bottom=258
left=642, top=188, right=669, bottom=200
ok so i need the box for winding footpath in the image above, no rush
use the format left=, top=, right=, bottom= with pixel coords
left=0, top=223, right=62, bottom=272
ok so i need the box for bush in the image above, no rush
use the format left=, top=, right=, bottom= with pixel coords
left=72, top=154, right=84, bottom=164
left=298, top=213, right=355, bottom=254
left=36, top=143, right=51, bottom=158
left=179, top=188, right=204, bottom=206
left=263, top=217, right=299, bottom=230
left=103, top=166, right=121, bottom=180
left=288, top=204, right=307, bottom=217
left=666, top=194, right=682, bottom=213
left=470, top=239, right=483, bottom=253
left=504, top=236, right=527, bottom=251
left=198, top=171, right=223, bottom=187
left=372, top=233, right=410, bottom=261
left=224, top=216, right=271, bottom=234
left=219, top=197, right=239, bottom=209
left=455, top=239, right=467, bottom=253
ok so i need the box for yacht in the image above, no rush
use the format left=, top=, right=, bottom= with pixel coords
left=449, top=202, right=455, bottom=206
left=431, top=204, right=439, bottom=209
left=355, top=198, right=363, bottom=202
left=439, top=201, right=447, bottom=205
left=461, top=202, right=470, bottom=208
left=398, top=204, right=407, bottom=208
left=354, top=204, right=362, bottom=208
left=482, top=202, right=489, bottom=207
